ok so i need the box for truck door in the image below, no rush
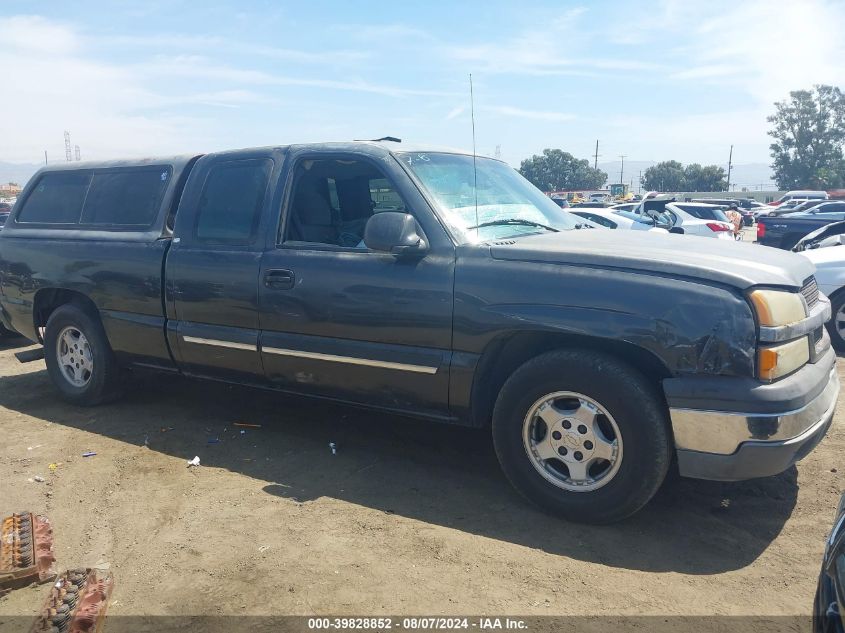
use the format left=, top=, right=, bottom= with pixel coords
left=258, top=148, right=455, bottom=417
left=166, top=149, right=283, bottom=381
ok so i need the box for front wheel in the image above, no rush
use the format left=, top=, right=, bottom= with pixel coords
left=492, top=349, right=672, bottom=524
left=44, top=303, right=124, bottom=406
left=826, top=291, right=845, bottom=352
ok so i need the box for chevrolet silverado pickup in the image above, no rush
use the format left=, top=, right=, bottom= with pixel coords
left=0, top=142, right=838, bottom=523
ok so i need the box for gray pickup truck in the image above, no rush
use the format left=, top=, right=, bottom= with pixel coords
left=0, top=142, right=838, bottom=523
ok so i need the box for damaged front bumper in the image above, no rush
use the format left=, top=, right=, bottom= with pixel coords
left=664, top=344, right=839, bottom=481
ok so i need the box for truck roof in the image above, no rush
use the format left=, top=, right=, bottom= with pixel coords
left=29, top=141, right=497, bottom=176
left=31, top=153, right=201, bottom=175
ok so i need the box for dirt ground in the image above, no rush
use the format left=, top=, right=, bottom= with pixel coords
left=0, top=313, right=842, bottom=625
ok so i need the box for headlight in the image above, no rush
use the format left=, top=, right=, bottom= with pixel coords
left=749, top=289, right=807, bottom=326
left=757, top=338, right=810, bottom=381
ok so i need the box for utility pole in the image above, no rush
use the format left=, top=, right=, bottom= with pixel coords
left=619, top=154, right=626, bottom=185
left=638, top=170, right=642, bottom=194
left=593, top=140, right=600, bottom=170
left=726, top=144, right=733, bottom=192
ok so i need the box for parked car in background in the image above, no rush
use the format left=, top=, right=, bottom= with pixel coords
left=610, top=202, right=638, bottom=213
left=689, top=199, right=755, bottom=226
left=759, top=202, right=845, bottom=249
left=570, top=201, right=614, bottom=208
left=550, top=197, right=570, bottom=208
left=812, top=492, right=845, bottom=633
left=782, top=199, right=831, bottom=215
left=801, top=246, right=845, bottom=350
left=794, top=220, right=845, bottom=252
left=661, top=202, right=735, bottom=239
left=0, top=143, right=838, bottom=524
left=632, top=195, right=735, bottom=239
left=569, top=208, right=667, bottom=233
left=765, top=199, right=818, bottom=217
left=743, top=199, right=773, bottom=219
left=770, top=190, right=829, bottom=207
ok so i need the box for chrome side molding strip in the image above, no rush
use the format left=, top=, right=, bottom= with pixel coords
left=182, top=335, right=256, bottom=352
left=262, top=346, right=438, bottom=374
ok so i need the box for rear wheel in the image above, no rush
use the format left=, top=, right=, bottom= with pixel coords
left=44, top=304, right=124, bottom=405
left=492, top=349, right=671, bottom=524
left=826, top=290, right=845, bottom=352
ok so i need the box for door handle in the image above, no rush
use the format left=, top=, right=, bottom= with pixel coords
left=264, top=269, right=295, bottom=290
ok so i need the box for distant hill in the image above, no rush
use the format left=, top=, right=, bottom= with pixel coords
left=0, top=162, right=40, bottom=188
left=596, top=160, right=775, bottom=190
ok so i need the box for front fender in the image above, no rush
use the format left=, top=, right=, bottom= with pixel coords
left=454, top=256, right=757, bottom=378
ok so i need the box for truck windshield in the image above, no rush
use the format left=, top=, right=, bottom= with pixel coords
left=396, top=152, right=586, bottom=243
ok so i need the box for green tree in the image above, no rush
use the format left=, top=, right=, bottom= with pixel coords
left=518, top=149, right=607, bottom=191
left=768, top=84, right=845, bottom=189
left=640, top=160, right=685, bottom=191
left=683, top=163, right=728, bottom=191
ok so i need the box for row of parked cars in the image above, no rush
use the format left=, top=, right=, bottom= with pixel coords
left=554, top=194, right=740, bottom=239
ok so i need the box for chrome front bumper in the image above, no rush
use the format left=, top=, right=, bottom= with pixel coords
left=670, top=363, right=839, bottom=481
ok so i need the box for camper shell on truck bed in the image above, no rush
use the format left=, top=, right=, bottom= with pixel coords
left=0, top=141, right=838, bottom=524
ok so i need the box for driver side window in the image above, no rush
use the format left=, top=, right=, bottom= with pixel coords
left=283, top=158, right=407, bottom=249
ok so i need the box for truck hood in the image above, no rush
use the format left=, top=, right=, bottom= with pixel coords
left=489, top=230, right=814, bottom=290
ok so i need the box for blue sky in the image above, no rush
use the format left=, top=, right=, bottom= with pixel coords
left=2, top=0, right=844, bottom=173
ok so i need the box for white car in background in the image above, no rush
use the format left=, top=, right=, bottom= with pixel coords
left=610, top=202, right=638, bottom=213
left=569, top=208, right=667, bottom=232
left=632, top=198, right=735, bottom=239
left=800, top=246, right=845, bottom=350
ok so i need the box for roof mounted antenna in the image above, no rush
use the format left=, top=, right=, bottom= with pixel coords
left=354, top=136, right=402, bottom=143
left=470, top=73, right=479, bottom=240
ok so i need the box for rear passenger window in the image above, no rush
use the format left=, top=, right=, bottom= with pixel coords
left=17, top=171, right=92, bottom=224
left=195, top=159, right=272, bottom=244
left=80, top=168, right=170, bottom=226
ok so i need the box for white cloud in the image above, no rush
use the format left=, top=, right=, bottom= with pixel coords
left=101, top=33, right=371, bottom=65
left=446, top=7, right=663, bottom=76
left=648, top=0, right=845, bottom=105
left=445, top=106, right=466, bottom=120
left=2, top=15, right=79, bottom=54
left=0, top=15, right=454, bottom=162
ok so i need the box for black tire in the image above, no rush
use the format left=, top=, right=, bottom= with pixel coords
left=44, top=303, right=124, bottom=406
left=826, top=291, right=845, bottom=352
left=492, top=349, right=671, bottom=524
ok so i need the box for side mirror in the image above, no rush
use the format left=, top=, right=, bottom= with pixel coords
left=364, top=212, right=427, bottom=256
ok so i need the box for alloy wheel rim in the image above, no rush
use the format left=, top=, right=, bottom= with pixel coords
left=56, top=326, right=93, bottom=387
left=837, top=304, right=845, bottom=342
left=522, top=391, right=623, bottom=493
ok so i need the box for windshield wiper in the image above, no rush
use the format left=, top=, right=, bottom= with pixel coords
left=468, top=218, right=560, bottom=232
